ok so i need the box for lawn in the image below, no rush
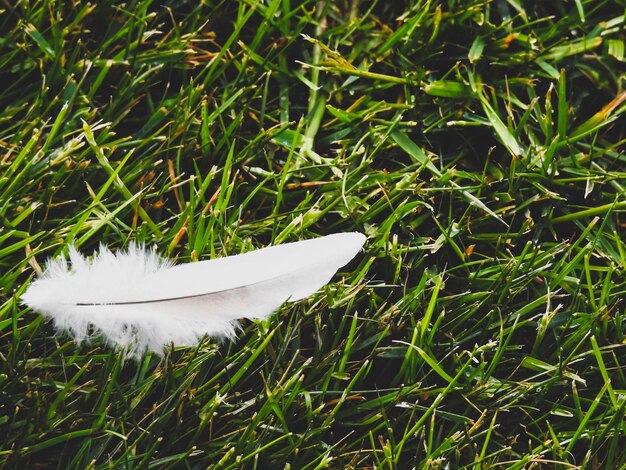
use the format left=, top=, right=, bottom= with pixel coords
left=1, top=0, right=625, bottom=468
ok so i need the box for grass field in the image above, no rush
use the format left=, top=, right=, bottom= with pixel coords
left=1, top=1, right=626, bottom=468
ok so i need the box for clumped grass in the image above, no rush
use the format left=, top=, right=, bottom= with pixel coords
left=1, top=0, right=625, bottom=468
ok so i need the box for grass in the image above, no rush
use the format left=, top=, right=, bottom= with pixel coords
left=1, top=0, right=625, bottom=467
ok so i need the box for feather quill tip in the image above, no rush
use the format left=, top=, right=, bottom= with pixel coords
left=21, top=233, right=366, bottom=357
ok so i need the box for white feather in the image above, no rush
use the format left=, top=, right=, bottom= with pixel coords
left=21, top=232, right=366, bottom=356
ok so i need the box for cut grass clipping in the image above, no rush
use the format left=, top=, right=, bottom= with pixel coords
left=1, top=1, right=625, bottom=468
